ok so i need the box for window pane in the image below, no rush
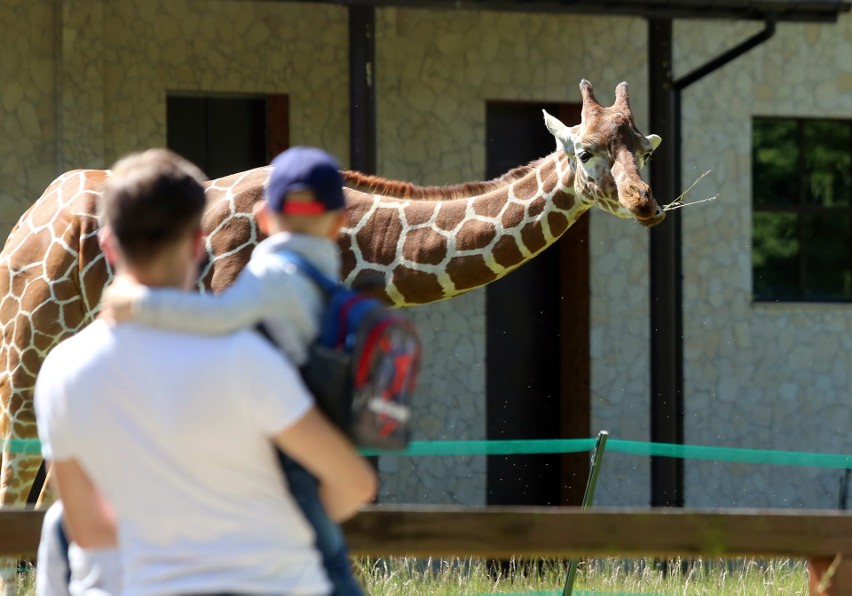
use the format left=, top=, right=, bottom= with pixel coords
left=752, top=116, right=852, bottom=303
left=166, top=95, right=267, bottom=180
left=803, top=120, right=852, bottom=207
left=752, top=212, right=800, bottom=300
left=753, top=118, right=799, bottom=207
left=801, top=214, right=852, bottom=301
left=206, top=97, right=267, bottom=179
left=167, top=97, right=208, bottom=173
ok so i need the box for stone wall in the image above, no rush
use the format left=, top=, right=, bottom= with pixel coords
left=0, top=0, right=348, bottom=236
left=675, top=16, right=852, bottom=509
left=0, top=0, right=57, bottom=231
left=100, top=1, right=348, bottom=164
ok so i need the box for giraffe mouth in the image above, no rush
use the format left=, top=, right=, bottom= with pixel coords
left=633, top=206, right=666, bottom=227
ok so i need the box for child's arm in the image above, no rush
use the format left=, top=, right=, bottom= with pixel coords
left=101, top=264, right=310, bottom=335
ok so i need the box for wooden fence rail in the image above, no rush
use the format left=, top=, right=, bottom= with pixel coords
left=2, top=506, right=851, bottom=595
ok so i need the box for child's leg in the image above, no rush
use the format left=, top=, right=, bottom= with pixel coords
left=277, top=451, right=363, bottom=596
left=36, top=502, right=122, bottom=596
left=37, top=501, right=71, bottom=595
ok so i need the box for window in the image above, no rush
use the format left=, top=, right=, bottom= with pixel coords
left=166, top=94, right=288, bottom=179
left=752, top=117, right=852, bottom=302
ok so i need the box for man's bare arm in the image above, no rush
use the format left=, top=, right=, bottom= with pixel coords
left=51, top=459, right=117, bottom=548
left=273, top=407, right=377, bottom=522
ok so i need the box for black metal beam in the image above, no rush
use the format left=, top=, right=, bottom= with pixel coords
left=648, top=17, right=683, bottom=508
left=280, top=0, right=851, bottom=23
left=647, top=17, right=777, bottom=508
left=674, top=18, right=777, bottom=91
left=349, top=5, right=377, bottom=174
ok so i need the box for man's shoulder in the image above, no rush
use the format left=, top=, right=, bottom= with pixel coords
left=140, top=325, right=286, bottom=362
left=37, top=321, right=115, bottom=407
left=45, top=320, right=113, bottom=367
left=228, top=326, right=281, bottom=350
left=227, top=328, right=303, bottom=381
left=227, top=327, right=293, bottom=360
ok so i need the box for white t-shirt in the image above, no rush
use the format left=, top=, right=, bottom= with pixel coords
left=35, top=320, right=331, bottom=596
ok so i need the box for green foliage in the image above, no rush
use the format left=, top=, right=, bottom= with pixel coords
left=752, top=117, right=852, bottom=302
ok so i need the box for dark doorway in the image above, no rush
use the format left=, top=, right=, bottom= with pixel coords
left=485, top=101, right=589, bottom=507
left=166, top=94, right=289, bottom=179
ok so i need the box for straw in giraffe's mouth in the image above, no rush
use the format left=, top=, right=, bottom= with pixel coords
left=662, top=170, right=718, bottom=213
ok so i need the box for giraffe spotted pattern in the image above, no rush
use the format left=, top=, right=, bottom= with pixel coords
left=342, top=152, right=579, bottom=305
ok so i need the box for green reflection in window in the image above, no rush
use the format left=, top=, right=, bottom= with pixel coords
left=752, top=117, right=852, bottom=302
left=802, top=120, right=852, bottom=207
left=752, top=212, right=799, bottom=301
left=753, top=119, right=798, bottom=207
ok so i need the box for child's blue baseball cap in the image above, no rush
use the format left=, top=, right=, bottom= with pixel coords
left=266, top=147, right=346, bottom=215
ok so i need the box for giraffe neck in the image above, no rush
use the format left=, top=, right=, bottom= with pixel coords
left=340, top=151, right=588, bottom=306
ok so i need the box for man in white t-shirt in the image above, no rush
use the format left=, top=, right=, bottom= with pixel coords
left=34, top=149, right=377, bottom=595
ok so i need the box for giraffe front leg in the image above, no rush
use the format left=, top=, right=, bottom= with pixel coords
left=0, top=452, right=43, bottom=596
left=0, top=437, right=43, bottom=508
left=34, top=466, right=53, bottom=509
left=0, top=171, right=105, bottom=595
left=1, top=361, right=44, bottom=596
left=0, top=282, right=69, bottom=595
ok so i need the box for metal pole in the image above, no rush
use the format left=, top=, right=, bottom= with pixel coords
left=645, top=16, right=776, bottom=509
left=648, top=17, right=684, bottom=508
left=562, top=431, right=609, bottom=596
left=348, top=5, right=377, bottom=174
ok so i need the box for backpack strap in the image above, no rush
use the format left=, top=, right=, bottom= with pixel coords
left=276, top=250, right=339, bottom=294
left=255, top=322, right=277, bottom=347
left=55, top=510, right=72, bottom=585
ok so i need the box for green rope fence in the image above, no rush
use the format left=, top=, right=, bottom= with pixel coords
left=4, top=436, right=843, bottom=596
left=5, top=437, right=852, bottom=468
left=365, top=438, right=852, bottom=469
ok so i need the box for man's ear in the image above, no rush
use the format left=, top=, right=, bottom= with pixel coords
left=99, top=227, right=119, bottom=266
left=192, top=228, right=206, bottom=263
left=329, top=210, right=347, bottom=240
left=253, top=200, right=271, bottom=236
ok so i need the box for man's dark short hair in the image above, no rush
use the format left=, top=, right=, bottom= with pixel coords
left=102, top=149, right=207, bottom=263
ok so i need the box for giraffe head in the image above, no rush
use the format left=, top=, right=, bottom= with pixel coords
left=543, top=80, right=664, bottom=227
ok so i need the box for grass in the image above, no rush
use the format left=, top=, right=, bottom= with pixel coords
left=354, top=556, right=809, bottom=595
left=15, top=563, right=34, bottom=595
left=16, top=556, right=809, bottom=594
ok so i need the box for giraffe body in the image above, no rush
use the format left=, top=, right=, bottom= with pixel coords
left=0, top=81, right=662, bottom=593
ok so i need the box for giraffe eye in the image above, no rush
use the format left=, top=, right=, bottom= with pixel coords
left=578, top=150, right=593, bottom=163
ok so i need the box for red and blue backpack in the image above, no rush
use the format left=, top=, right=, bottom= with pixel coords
left=276, top=251, right=420, bottom=450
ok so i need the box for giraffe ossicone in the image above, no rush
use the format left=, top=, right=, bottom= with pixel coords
left=0, top=81, right=663, bottom=590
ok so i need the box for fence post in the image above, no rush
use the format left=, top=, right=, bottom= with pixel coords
left=562, top=430, right=608, bottom=596
left=809, top=556, right=852, bottom=596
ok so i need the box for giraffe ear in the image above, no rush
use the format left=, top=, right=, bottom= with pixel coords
left=542, top=110, right=575, bottom=155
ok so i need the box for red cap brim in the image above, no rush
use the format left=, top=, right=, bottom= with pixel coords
left=281, top=202, right=326, bottom=215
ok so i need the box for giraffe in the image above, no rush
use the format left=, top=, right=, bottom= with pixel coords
left=0, top=79, right=661, bottom=590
